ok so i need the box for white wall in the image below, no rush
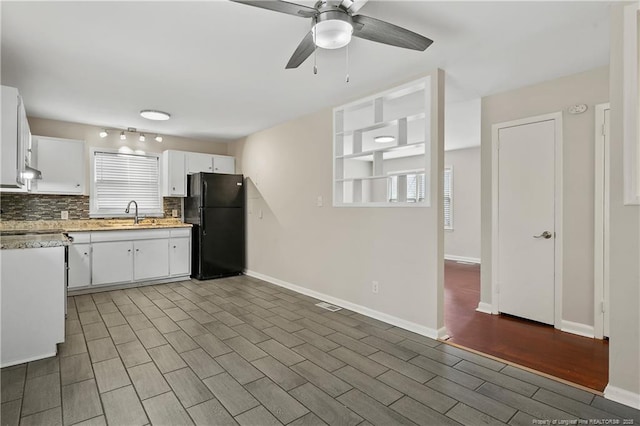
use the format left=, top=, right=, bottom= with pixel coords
left=27, top=116, right=230, bottom=192
left=605, top=4, right=640, bottom=408
left=229, top=70, right=446, bottom=337
left=444, top=147, right=481, bottom=262
left=480, top=66, right=609, bottom=328
left=445, top=98, right=481, bottom=151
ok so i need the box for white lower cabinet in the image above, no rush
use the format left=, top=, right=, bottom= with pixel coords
left=134, top=239, right=169, bottom=281
left=91, top=241, right=134, bottom=285
left=170, top=237, right=190, bottom=276
left=68, top=228, right=191, bottom=290
left=68, top=243, right=92, bottom=288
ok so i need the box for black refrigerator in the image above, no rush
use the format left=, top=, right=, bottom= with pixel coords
left=185, top=173, right=245, bottom=280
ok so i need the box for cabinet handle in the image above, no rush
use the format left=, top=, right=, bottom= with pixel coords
left=173, top=245, right=177, bottom=249
left=136, top=248, right=140, bottom=252
left=76, top=183, right=80, bottom=187
left=83, top=252, right=88, bottom=256
left=172, top=186, right=176, bottom=191
left=127, top=249, right=132, bottom=253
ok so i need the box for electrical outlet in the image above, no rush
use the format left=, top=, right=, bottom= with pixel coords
left=171, top=209, right=179, bottom=218
left=372, top=281, right=379, bottom=294
left=60, top=211, right=69, bottom=220
left=258, top=209, right=263, bottom=219
left=317, top=196, right=323, bottom=207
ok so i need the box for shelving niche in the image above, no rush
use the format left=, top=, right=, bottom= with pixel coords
left=333, top=77, right=431, bottom=206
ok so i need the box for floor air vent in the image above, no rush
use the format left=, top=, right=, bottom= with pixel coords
left=315, top=302, right=342, bottom=312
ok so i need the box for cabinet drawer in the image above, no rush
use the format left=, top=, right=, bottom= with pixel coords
left=169, top=228, right=191, bottom=238
left=91, top=229, right=171, bottom=242
left=67, top=232, right=91, bottom=244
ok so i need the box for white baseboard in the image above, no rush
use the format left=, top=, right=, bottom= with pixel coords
left=476, top=302, right=494, bottom=314
left=245, top=270, right=443, bottom=340
left=604, top=384, right=640, bottom=409
left=560, top=320, right=595, bottom=338
left=445, top=255, right=481, bottom=264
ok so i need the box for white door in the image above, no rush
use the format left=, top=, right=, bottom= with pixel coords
left=168, top=151, right=186, bottom=196
left=134, top=239, right=169, bottom=281
left=92, top=241, right=133, bottom=285
left=212, top=155, right=235, bottom=174
left=169, top=237, right=190, bottom=276
left=68, top=243, right=91, bottom=288
left=497, top=119, right=556, bottom=325
left=186, top=152, right=213, bottom=174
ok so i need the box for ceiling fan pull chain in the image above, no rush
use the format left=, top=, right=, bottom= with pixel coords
left=345, top=44, right=350, bottom=83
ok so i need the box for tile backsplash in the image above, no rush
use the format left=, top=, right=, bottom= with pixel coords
left=0, top=193, right=182, bottom=221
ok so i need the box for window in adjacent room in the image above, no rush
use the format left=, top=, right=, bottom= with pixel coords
left=444, top=166, right=453, bottom=229
left=90, top=149, right=162, bottom=217
left=388, top=173, right=426, bottom=203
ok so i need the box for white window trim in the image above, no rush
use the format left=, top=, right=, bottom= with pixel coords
left=89, top=148, right=163, bottom=218
left=444, top=166, right=453, bottom=230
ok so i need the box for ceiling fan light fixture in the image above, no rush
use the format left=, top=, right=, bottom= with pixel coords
left=140, top=110, right=171, bottom=121
left=312, top=19, right=353, bottom=49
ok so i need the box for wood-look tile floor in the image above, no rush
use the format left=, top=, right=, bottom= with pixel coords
left=2, top=275, right=638, bottom=426
left=444, top=260, right=610, bottom=391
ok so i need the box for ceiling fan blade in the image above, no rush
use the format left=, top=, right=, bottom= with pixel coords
left=286, top=31, right=316, bottom=69
left=229, top=0, right=316, bottom=18
left=339, top=0, right=369, bottom=14
left=352, top=15, right=433, bottom=51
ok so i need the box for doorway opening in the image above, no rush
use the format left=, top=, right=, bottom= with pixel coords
left=442, top=106, right=610, bottom=392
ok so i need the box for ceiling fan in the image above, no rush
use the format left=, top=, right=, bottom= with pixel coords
left=230, top=0, right=433, bottom=69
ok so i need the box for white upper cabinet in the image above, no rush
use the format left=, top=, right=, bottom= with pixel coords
left=212, top=155, right=235, bottom=174
left=186, top=152, right=214, bottom=174
left=162, top=150, right=187, bottom=196
left=1, top=85, right=29, bottom=188
left=163, top=150, right=235, bottom=197
left=31, top=136, right=85, bottom=194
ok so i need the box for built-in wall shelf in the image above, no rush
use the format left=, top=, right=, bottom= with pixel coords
left=333, top=77, right=431, bottom=206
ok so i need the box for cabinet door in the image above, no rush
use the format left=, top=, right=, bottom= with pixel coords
left=68, top=243, right=91, bottom=288
left=92, top=241, right=133, bottom=285
left=169, top=237, right=190, bottom=276
left=167, top=151, right=186, bottom=196
left=212, top=155, right=235, bottom=174
left=32, top=136, right=84, bottom=194
left=186, top=152, right=213, bottom=174
left=134, top=239, right=169, bottom=281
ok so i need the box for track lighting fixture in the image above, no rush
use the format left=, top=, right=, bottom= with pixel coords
left=97, top=128, right=166, bottom=143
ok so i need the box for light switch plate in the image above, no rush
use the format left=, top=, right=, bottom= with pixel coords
left=60, top=211, right=69, bottom=220
left=317, top=196, right=323, bottom=207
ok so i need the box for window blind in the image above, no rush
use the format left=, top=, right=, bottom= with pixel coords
left=444, top=167, right=453, bottom=229
left=92, top=151, right=162, bottom=216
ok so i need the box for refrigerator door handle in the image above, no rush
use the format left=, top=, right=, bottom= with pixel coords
left=201, top=208, right=206, bottom=235
left=203, top=179, right=208, bottom=207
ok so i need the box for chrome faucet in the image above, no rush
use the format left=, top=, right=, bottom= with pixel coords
left=125, top=200, right=139, bottom=224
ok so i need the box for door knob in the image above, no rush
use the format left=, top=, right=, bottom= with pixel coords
left=533, top=231, right=553, bottom=239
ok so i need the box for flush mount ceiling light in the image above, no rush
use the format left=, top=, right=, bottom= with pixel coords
left=99, top=129, right=108, bottom=138
left=374, top=135, right=395, bottom=143
left=140, top=110, right=171, bottom=121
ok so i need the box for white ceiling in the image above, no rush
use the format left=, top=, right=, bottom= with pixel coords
left=1, top=1, right=611, bottom=142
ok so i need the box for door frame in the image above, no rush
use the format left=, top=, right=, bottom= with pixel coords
left=594, top=103, right=610, bottom=339
left=491, top=112, right=564, bottom=328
